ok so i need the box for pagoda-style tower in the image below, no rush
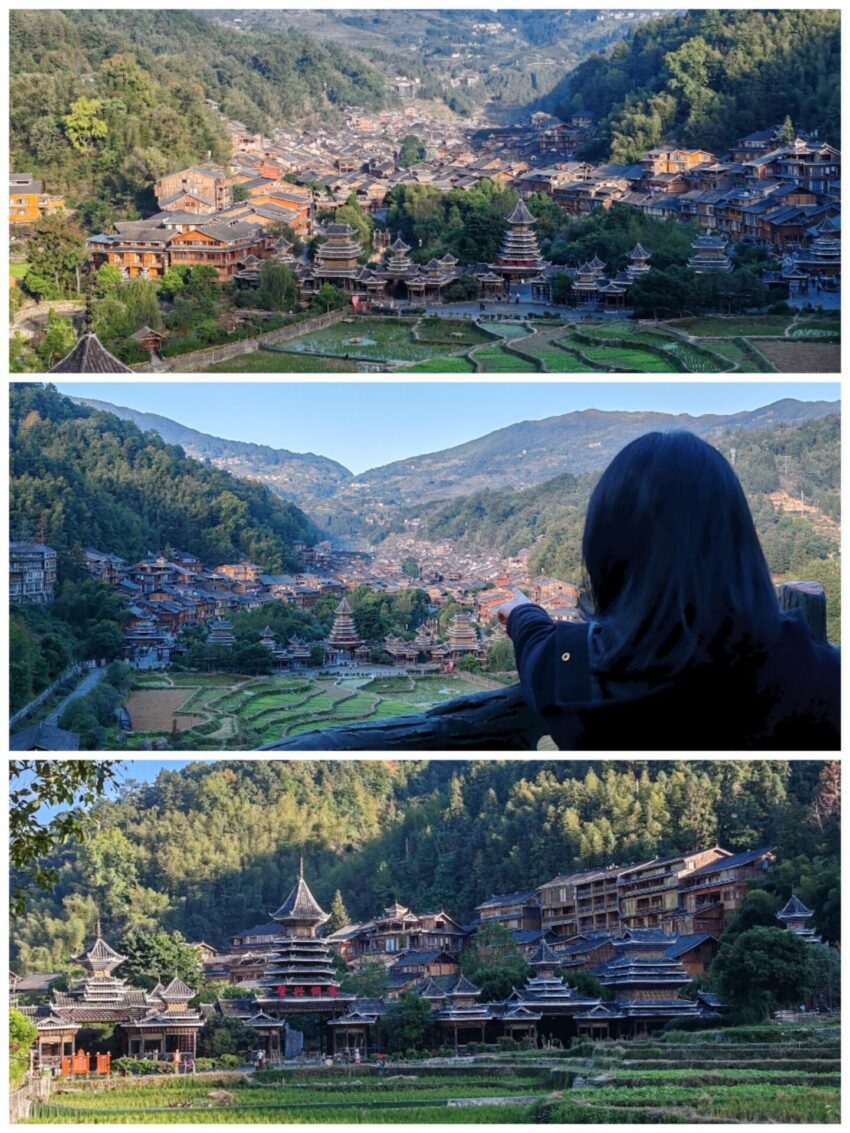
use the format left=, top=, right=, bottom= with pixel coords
left=325, top=597, right=363, bottom=659
left=776, top=894, right=821, bottom=943
left=495, top=198, right=547, bottom=283
left=385, top=235, right=415, bottom=275
left=313, top=223, right=364, bottom=291
left=688, top=232, right=732, bottom=273
left=596, top=932, right=700, bottom=1035
left=253, top=864, right=354, bottom=1033
left=447, top=613, right=480, bottom=657
left=626, top=242, right=651, bottom=282
left=69, top=922, right=129, bottom=1004
left=795, top=215, right=841, bottom=278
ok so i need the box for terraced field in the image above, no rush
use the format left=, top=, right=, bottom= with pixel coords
left=29, top=1024, right=839, bottom=1124
left=201, top=312, right=839, bottom=373
left=120, top=672, right=489, bottom=749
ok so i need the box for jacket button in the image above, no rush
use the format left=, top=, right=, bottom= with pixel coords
left=561, top=652, right=571, bottom=662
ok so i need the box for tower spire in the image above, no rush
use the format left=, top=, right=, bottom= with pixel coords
left=84, top=266, right=94, bottom=332
left=299, top=854, right=304, bottom=880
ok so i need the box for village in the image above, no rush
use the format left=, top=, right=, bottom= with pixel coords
left=14, top=847, right=826, bottom=1066
left=11, top=98, right=841, bottom=375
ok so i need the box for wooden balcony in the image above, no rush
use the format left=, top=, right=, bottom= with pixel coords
left=263, top=582, right=831, bottom=752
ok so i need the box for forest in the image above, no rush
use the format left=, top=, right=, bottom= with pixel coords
left=9, top=759, right=839, bottom=976
left=9, top=9, right=388, bottom=222
left=546, top=9, right=841, bottom=161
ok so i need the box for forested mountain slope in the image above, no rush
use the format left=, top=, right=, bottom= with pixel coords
left=544, top=9, right=840, bottom=161
left=10, top=759, right=839, bottom=973
left=10, top=9, right=388, bottom=219
left=10, top=384, right=319, bottom=573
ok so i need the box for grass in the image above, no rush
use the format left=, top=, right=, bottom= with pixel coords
left=276, top=318, right=482, bottom=363
left=474, top=345, right=535, bottom=372
left=203, top=352, right=361, bottom=373
left=10, top=262, right=30, bottom=279
left=401, top=357, right=476, bottom=372
left=668, top=315, right=795, bottom=336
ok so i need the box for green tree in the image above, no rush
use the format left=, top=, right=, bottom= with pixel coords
left=62, top=96, right=108, bottom=153
left=721, top=889, right=781, bottom=942
left=256, top=260, right=300, bottom=312
left=381, top=990, right=433, bottom=1052
left=780, top=115, right=795, bottom=144
left=326, top=889, right=350, bottom=934
left=185, top=264, right=220, bottom=302
left=197, top=1015, right=253, bottom=1057
left=119, top=928, right=201, bottom=988
left=398, top=134, right=425, bottom=168
left=10, top=1007, right=37, bottom=1087
left=27, top=215, right=87, bottom=295
left=9, top=760, right=123, bottom=915
left=486, top=637, right=516, bottom=673
left=94, top=263, right=123, bottom=297
left=159, top=266, right=189, bottom=300
left=311, top=283, right=348, bottom=313
left=401, top=557, right=419, bottom=580
left=340, top=958, right=389, bottom=999
left=461, top=921, right=531, bottom=1001
left=36, top=312, right=76, bottom=368
left=232, top=182, right=250, bottom=203
left=711, top=926, right=815, bottom=1020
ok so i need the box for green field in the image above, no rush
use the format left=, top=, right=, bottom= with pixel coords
left=28, top=1025, right=840, bottom=1124
left=197, top=313, right=839, bottom=374
left=120, top=672, right=489, bottom=750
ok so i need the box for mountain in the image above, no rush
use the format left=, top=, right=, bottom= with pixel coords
left=10, top=759, right=839, bottom=970
left=205, top=9, right=655, bottom=117
left=352, top=400, right=840, bottom=507
left=10, top=384, right=319, bottom=572
left=10, top=9, right=389, bottom=216
left=542, top=9, right=841, bottom=161
left=71, top=397, right=353, bottom=505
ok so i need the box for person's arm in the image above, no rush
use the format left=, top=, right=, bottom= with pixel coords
left=503, top=601, right=561, bottom=717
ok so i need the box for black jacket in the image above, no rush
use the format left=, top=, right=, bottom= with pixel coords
left=507, top=603, right=840, bottom=751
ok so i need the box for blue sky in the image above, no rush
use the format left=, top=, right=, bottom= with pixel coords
left=20, top=760, right=199, bottom=823
left=56, top=382, right=838, bottom=475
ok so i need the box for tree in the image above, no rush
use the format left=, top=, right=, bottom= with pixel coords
left=326, top=889, right=350, bottom=935
left=721, top=889, right=781, bottom=941
left=62, top=96, right=108, bottom=153
left=94, top=263, right=123, bottom=297
left=119, top=928, right=201, bottom=988
left=456, top=654, right=482, bottom=674
left=711, top=926, right=815, bottom=1020
left=486, top=637, right=516, bottom=673
left=460, top=920, right=531, bottom=1001
left=159, top=266, right=189, bottom=300
left=185, top=264, right=220, bottom=302
left=10, top=1008, right=37, bottom=1087
left=311, top=283, right=348, bottom=314
left=401, top=557, right=419, bottom=580
left=256, top=260, right=300, bottom=312
left=27, top=215, right=87, bottom=295
left=197, top=1015, right=253, bottom=1057
left=398, top=134, right=425, bottom=168
left=10, top=760, right=123, bottom=915
left=381, top=991, right=433, bottom=1052
left=781, top=114, right=796, bottom=144
left=232, top=182, right=250, bottom=203
left=36, top=313, right=76, bottom=368
left=340, top=958, right=389, bottom=999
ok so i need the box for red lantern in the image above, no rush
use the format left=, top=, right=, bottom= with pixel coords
left=328, top=986, right=338, bottom=998
left=276, top=985, right=286, bottom=998
left=293, top=986, right=305, bottom=997
left=311, top=985, right=321, bottom=997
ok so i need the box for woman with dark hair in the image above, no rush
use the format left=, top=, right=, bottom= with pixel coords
left=499, top=431, right=839, bottom=750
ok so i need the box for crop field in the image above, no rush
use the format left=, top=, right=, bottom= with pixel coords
left=120, top=672, right=489, bottom=749
left=200, top=313, right=839, bottom=373
left=272, top=318, right=491, bottom=364
left=750, top=339, right=841, bottom=373
left=29, top=1025, right=839, bottom=1124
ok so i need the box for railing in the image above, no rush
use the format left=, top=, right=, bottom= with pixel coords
left=262, top=582, right=830, bottom=751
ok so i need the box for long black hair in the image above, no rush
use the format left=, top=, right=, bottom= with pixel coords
left=582, top=430, right=781, bottom=680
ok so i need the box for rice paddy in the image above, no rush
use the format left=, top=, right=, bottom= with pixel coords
left=119, top=672, right=488, bottom=749
left=28, top=1024, right=839, bottom=1124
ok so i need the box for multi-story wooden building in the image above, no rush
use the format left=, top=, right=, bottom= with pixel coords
left=675, top=846, right=775, bottom=935
left=618, top=848, right=728, bottom=931
left=475, top=889, right=542, bottom=932
left=327, top=902, right=470, bottom=963
left=154, top=165, right=233, bottom=213
left=9, top=173, right=65, bottom=226
left=538, top=865, right=623, bottom=939
left=9, top=542, right=58, bottom=604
